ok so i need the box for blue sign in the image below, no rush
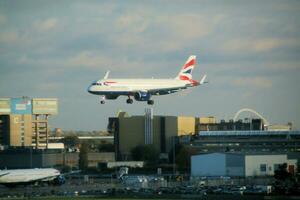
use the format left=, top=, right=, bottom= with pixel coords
left=10, top=98, right=32, bottom=114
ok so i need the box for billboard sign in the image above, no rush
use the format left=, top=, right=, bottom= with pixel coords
left=32, top=98, right=58, bottom=115
left=0, top=98, right=11, bottom=114
left=11, top=97, right=32, bottom=114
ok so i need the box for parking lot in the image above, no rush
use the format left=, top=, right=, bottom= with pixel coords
left=0, top=175, right=284, bottom=200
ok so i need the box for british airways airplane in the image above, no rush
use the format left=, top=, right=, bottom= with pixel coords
left=87, top=55, right=207, bottom=105
left=0, top=168, right=65, bottom=187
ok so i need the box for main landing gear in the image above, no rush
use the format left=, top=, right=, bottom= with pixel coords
left=100, top=96, right=105, bottom=104
left=147, top=100, right=154, bottom=105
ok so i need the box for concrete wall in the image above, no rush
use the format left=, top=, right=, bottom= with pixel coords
left=87, top=152, right=115, bottom=167
left=0, top=150, right=113, bottom=169
left=191, top=153, right=226, bottom=176
left=225, top=153, right=244, bottom=176
left=119, top=116, right=144, bottom=158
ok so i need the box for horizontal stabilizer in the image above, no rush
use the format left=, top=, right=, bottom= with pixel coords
left=200, top=74, right=207, bottom=85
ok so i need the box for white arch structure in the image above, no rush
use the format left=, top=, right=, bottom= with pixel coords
left=233, top=108, right=269, bottom=126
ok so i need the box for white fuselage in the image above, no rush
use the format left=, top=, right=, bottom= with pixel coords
left=88, top=78, right=192, bottom=95
left=0, top=168, right=60, bottom=184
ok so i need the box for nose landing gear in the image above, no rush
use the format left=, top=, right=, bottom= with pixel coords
left=126, top=98, right=133, bottom=104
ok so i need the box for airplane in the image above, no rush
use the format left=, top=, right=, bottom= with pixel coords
left=0, top=168, right=65, bottom=187
left=87, top=55, right=207, bottom=105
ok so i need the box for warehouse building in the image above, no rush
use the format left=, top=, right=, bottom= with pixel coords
left=108, top=109, right=197, bottom=161
left=191, top=152, right=297, bottom=177
left=0, top=148, right=115, bottom=169
left=0, top=97, right=58, bottom=149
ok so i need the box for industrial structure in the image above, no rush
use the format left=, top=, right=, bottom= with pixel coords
left=108, top=108, right=299, bottom=162
left=108, top=108, right=197, bottom=161
left=191, top=152, right=297, bottom=177
left=0, top=97, right=58, bottom=149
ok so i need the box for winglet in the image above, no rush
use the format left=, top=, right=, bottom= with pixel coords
left=200, top=74, right=207, bottom=85
left=104, top=71, right=110, bottom=79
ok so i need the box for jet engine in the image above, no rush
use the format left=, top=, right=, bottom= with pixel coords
left=53, top=175, right=66, bottom=185
left=134, top=92, right=151, bottom=101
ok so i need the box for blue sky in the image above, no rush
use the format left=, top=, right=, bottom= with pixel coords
left=0, top=0, right=299, bottom=131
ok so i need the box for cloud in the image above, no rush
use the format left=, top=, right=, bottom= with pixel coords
left=116, top=13, right=148, bottom=34
left=232, top=77, right=272, bottom=89
left=65, top=51, right=111, bottom=69
left=111, top=12, right=222, bottom=52
left=0, top=31, right=19, bottom=44
left=0, top=14, right=6, bottom=24
left=33, top=18, right=58, bottom=32
left=35, top=82, right=60, bottom=92
left=223, top=38, right=300, bottom=53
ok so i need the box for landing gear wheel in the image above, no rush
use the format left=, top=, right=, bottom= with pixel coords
left=126, top=99, right=133, bottom=104
left=147, top=100, right=154, bottom=105
left=100, top=100, right=105, bottom=104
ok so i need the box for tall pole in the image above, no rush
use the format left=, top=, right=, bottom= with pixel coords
left=173, top=136, right=175, bottom=175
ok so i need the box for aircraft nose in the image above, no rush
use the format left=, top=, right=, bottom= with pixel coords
left=87, top=85, right=93, bottom=93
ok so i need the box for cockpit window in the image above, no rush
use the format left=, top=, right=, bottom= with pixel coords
left=92, top=81, right=102, bottom=86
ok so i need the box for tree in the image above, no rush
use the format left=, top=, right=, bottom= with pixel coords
left=61, top=135, right=79, bottom=148
left=131, top=144, right=159, bottom=163
left=273, top=163, right=298, bottom=194
left=175, top=146, right=197, bottom=171
left=98, top=143, right=114, bottom=152
left=79, top=142, right=89, bottom=170
left=168, top=144, right=197, bottom=169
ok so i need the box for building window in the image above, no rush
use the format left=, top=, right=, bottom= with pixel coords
left=260, top=164, right=267, bottom=172
left=274, top=164, right=281, bottom=171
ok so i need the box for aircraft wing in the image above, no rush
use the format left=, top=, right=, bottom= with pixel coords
left=28, top=175, right=58, bottom=182
left=147, top=86, right=187, bottom=96
left=0, top=172, right=10, bottom=177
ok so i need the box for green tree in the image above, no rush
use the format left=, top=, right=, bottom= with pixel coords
left=98, top=143, right=115, bottom=152
left=79, top=142, right=89, bottom=170
left=168, top=144, right=197, bottom=172
left=273, top=163, right=298, bottom=194
left=62, top=135, right=79, bottom=148
left=175, top=146, right=197, bottom=171
left=131, top=144, right=159, bottom=163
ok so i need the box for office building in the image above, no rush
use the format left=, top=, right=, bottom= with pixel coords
left=0, top=97, right=58, bottom=149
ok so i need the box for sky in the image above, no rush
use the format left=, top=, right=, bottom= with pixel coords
left=0, top=0, right=299, bottom=131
